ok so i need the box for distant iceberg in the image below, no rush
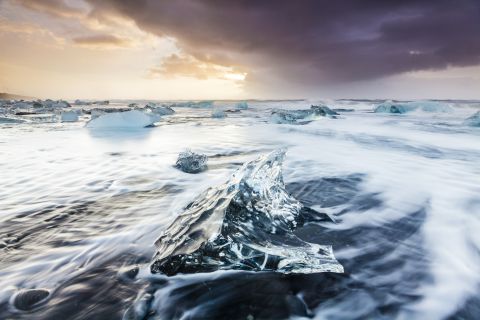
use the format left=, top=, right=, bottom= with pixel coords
left=463, top=111, right=480, bottom=127
left=374, top=101, right=452, bottom=114
left=152, top=149, right=343, bottom=276
left=86, top=110, right=161, bottom=129
left=235, top=101, right=248, bottom=110
left=271, top=105, right=338, bottom=124
left=145, top=103, right=175, bottom=116
left=175, top=150, right=208, bottom=173
left=171, top=101, right=214, bottom=108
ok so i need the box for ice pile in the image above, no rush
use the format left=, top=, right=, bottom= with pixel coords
left=374, top=100, right=452, bottom=114
left=463, top=111, right=480, bottom=127
left=271, top=105, right=338, bottom=124
left=0, top=99, right=77, bottom=123
left=86, top=110, right=161, bottom=129
left=175, top=150, right=208, bottom=174
left=152, top=149, right=343, bottom=275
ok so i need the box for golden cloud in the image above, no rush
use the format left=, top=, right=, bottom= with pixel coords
left=148, top=54, right=247, bottom=82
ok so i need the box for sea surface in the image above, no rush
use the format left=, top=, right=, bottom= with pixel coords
left=0, top=100, right=479, bottom=319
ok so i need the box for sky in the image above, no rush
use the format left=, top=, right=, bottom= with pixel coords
left=0, top=0, right=479, bottom=100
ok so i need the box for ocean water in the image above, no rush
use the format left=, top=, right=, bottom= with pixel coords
left=0, top=100, right=479, bottom=319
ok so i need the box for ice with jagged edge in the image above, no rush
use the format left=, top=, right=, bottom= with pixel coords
left=144, top=103, right=175, bottom=116
left=463, top=111, right=480, bottom=127
left=374, top=100, right=453, bottom=114
left=175, top=149, right=208, bottom=174
left=151, top=149, right=343, bottom=275
left=271, top=105, right=338, bottom=124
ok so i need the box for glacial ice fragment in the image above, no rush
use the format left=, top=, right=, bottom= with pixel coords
left=0, top=116, right=27, bottom=123
left=60, top=111, right=79, bottom=122
left=211, top=108, right=227, bottom=118
left=271, top=105, right=338, bottom=124
left=374, top=101, right=452, bottom=114
left=145, top=103, right=175, bottom=115
left=86, top=110, right=161, bottom=128
left=463, top=111, right=480, bottom=127
left=152, top=149, right=343, bottom=275
left=235, top=101, right=248, bottom=110
left=175, top=150, right=208, bottom=174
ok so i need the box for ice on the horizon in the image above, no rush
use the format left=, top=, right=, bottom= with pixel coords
left=271, top=105, right=338, bottom=124
left=86, top=110, right=161, bottom=129
left=235, top=101, right=248, bottom=110
left=374, top=101, right=453, bottom=114
left=463, top=111, right=480, bottom=127
left=171, top=101, right=214, bottom=108
left=211, top=108, right=227, bottom=118
left=152, top=149, right=343, bottom=276
left=174, top=149, right=208, bottom=174
left=145, top=103, right=175, bottom=116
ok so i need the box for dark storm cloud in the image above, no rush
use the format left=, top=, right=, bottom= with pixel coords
left=83, top=0, right=480, bottom=84
left=15, top=0, right=480, bottom=85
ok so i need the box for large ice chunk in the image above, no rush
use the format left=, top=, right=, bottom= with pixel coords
left=374, top=100, right=452, bottom=114
left=86, top=110, right=161, bottom=128
left=463, top=111, right=480, bottom=127
left=175, top=150, right=208, bottom=173
left=152, top=149, right=343, bottom=276
left=271, top=105, right=338, bottom=124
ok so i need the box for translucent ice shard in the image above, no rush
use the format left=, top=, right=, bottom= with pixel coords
left=271, top=105, right=338, bottom=124
left=235, top=101, right=248, bottom=110
left=152, top=149, right=343, bottom=275
left=374, top=100, right=452, bottom=114
left=463, top=111, right=480, bottom=127
left=211, top=108, right=227, bottom=118
left=145, top=103, right=175, bottom=115
left=60, top=111, right=79, bottom=122
left=175, top=149, right=208, bottom=174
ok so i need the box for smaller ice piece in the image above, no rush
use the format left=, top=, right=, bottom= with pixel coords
left=60, top=111, right=79, bottom=122
left=145, top=103, right=175, bottom=115
left=374, top=100, right=452, bottom=114
left=235, top=101, right=248, bottom=110
left=463, top=111, right=480, bottom=127
left=0, top=116, right=27, bottom=123
left=271, top=105, right=338, bottom=124
left=211, top=108, right=226, bottom=118
left=175, top=149, right=208, bottom=174
left=86, top=110, right=161, bottom=128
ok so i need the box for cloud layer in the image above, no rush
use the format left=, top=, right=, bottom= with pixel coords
left=84, top=0, right=480, bottom=84
left=2, top=0, right=480, bottom=98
